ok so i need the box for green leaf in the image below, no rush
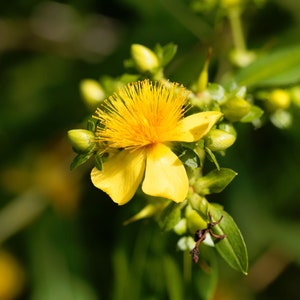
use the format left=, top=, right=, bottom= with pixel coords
left=119, top=73, right=140, bottom=84
left=233, top=44, right=300, bottom=88
left=208, top=204, right=248, bottom=274
left=204, top=147, right=220, bottom=170
left=194, top=168, right=237, bottom=195
left=87, top=118, right=98, bottom=132
left=178, top=147, right=200, bottom=169
left=70, top=152, right=94, bottom=170
left=94, top=152, right=103, bottom=170
left=240, top=105, right=264, bottom=123
left=158, top=201, right=184, bottom=231
left=155, top=43, right=178, bottom=67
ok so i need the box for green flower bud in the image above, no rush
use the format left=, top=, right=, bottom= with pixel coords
left=80, top=79, right=105, bottom=110
left=221, top=96, right=251, bottom=122
left=177, top=236, right=195, bottom=251
left=188, top=193, right=209, bottom=220
left=289, top=86, right=300, bottom=107
left=270, top=109, right=292, bottom=129
left=173, top=218, right=187, bottom=235
left=68, top=129, right=95, bottom=153
left=218, top=122, right=237, bottom=137
left=185, top=205, right=207, bottom=233
left=197, top=49, right=212, bottom=92
left=205, top=129, right=236, bottom=151
left=230, top=49, right=256, bottom=67
left=131, top=44, right=160, bottom=73
left=267, top=89, right=290, bottom=111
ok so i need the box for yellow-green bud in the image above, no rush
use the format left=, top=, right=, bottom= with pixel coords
left=267, top=89, right=290, bottom=111
left=188, top=193, right=209, bottom=220
left=270, top=109, right=292, bottom=129
left=218, top=122, right=237, bottom=137
left=197, top=49, right=212, bottom=92
left=177, top=236, right=195, bottom=251
left=205, top=129, right=236, bottom=151
left=173, top=219, right=187, bottom=235
left=80, top=79, right=105, bottom=110
left=68, top=129, right=95, bottom=153
left=222, top=96, right=251, bottom=122
left=185, top=205, right=207, bottom=233
left=290, top=86, right=300, bottom=107
left=230, top=49, right=256, bottom=67
left=131, top=44, right=160, bottom=73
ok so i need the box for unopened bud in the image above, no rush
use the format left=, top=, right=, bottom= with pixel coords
left=80, top=79, right=105, bottom=110
left=173, top=218, right=187, bottom=235
left=68, top=129, right=95, bottom=153
left=218, top=122, right=237, bottom=137
left=267, top=89, right=290, bottom=111
left=230, top=48, right=256, bottom=67
left=290, top=86, right=300, bottom=107
left=205, top=129, right=236, bottom=151
left=131, top=44, right=160, bottom=73
left=185, top=205, right=207, bottom=233
left=197, top=49, right=212, bottom=92
left=222, top=96, right=251, bottom=122
left=270, top=109, right=292, bottom=129
left=177, top=236, right=195, bottom=251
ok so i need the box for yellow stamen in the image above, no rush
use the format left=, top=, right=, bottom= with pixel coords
left=95, top=80, right=190, bottom=150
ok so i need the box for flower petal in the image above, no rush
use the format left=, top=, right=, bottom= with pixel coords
left=170, top=111, right=222, bottom=142
left=142, top=143, right=189, bottom=202
left=91, top=149, right=145, bottom=205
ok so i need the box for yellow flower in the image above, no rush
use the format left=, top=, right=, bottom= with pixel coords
left=91, top=80, right=222, bottom=205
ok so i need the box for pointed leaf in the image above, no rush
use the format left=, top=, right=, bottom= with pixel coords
left=155, top=43, right=178, bottom=67
left=233, top=44, right=300, bottom=88
left=158, top=201, right=185, bottom=231
left=178, top=147, right=201, bottom=169
left=194, top=168, right=237, bottom=195
left=209, top=204, right=248, bottom=274
left=240, top=105, right=264, bottom=123
left=70, top=152, right=94, bottom=170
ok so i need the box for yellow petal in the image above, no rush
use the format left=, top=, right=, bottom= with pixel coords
left=142, top=143, right=189, bottom=202
left=171, top=111, right=222, bottom=142
left=91, top=149, right=145, bottom=205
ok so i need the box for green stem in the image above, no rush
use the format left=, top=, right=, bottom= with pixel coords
left=228, top=7, right=246, bottom=52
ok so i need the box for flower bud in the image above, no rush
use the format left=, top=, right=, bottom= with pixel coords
left=218, top=122, right=237, bottom=137
left=80, top=79, right=105, bottom=110
left=222, top=96, right=251, bottom=122
left=205, top=129, right=236, bottom=151
left=270, top=109, right=292, bottom=129
left=230, top=48, right=256, bottom=67
left=185, top=205, right=207, bottom=233
left=131, top=44, right=160, bottom=73
left=177, top=236, right=195, bottom=251
left=289, top=86, right=300, bottom=107
left=197, top=49, right=212, bottom=92
left=267, top=89, right=290, bottom=111
left=173, top=218, right=187, bottom=235
left=68, top=129, right=95, bottom=153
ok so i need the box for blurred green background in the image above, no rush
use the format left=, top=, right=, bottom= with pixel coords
left=1, top=0, right=300, bottom=299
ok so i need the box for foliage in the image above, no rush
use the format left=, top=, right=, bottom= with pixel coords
left=1, top=0, right=300, bottom=299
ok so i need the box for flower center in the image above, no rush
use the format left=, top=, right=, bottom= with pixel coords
left=95, top=80, right=190, bottom=150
